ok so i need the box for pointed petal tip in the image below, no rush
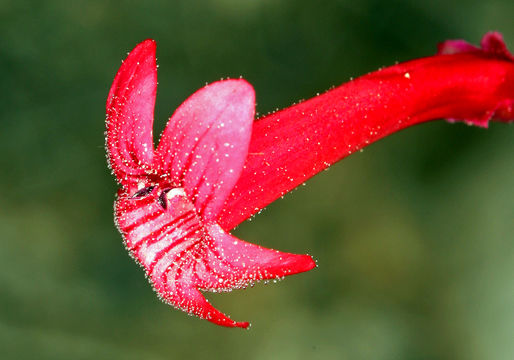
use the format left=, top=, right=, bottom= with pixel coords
left=219, top=255, right=314, bottom=330
left=258, top=252, right=316, bottom=279
left=141, top=38, right=156, bottom=46
left=205, top=314, right=249, bottom=329
left=234, top=321, right=250, bottom=329
left=304, top=254, right=317, bottom=271
left=121, top=39, right=156, bottom=65
left=128, top=39, right=156, bottom=56
left=107, top=39, right=157, bottom=109
left=286, top=253, right=317, bottom=274
left=205, top=311, right=249, bottom=329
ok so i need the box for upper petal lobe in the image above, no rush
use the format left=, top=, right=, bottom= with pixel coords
left=106, top=39, right=157, bottom=187
left=155, top=80, right=255, bottom=221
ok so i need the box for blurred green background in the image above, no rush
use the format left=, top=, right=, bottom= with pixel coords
left=1, top=0, right=513, bottom=359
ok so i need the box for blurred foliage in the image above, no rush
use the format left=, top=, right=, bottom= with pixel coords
left=0, top=0, right=513, bottom=359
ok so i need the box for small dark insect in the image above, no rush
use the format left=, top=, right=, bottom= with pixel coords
left=157, top=189, right=171, bottom=209
left=132, top=185, right=155, bottom=198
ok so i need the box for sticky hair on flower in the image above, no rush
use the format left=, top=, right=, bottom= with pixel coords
left=106, top=32, right=513, bottom=328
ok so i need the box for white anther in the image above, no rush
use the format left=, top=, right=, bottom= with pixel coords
left=166, top=188, right=187, bottom=199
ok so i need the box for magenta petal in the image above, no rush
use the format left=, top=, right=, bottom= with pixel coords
left=106, top=39, right=156, bottom=187
left=480, top=32, right=514, bottom=61
left=437, top=39, right=479, bottom=55
left=438, top=32, right=514, bottom=62
left=155, top=80, right=255, bottom=221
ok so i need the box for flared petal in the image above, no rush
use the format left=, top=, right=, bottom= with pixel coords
left=114, top=185, right=245, bottom=327
left=115, top=185, right=314, bottom=328
left=197, top=223, right=316, bottom=290
left=106, top=39, right=156, bottom=188
left=155, top=80, right=255, bottom=221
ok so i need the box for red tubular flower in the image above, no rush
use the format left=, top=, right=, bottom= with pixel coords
left=106, top=32, right=513, bottom=328
left=220, top=32, right=514, bottom=230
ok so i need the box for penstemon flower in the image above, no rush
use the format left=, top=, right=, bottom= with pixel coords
left=106, top=32, right=513, bottom=328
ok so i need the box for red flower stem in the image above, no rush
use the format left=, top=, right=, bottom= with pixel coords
left=219, top=52, right=514, bottom=230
